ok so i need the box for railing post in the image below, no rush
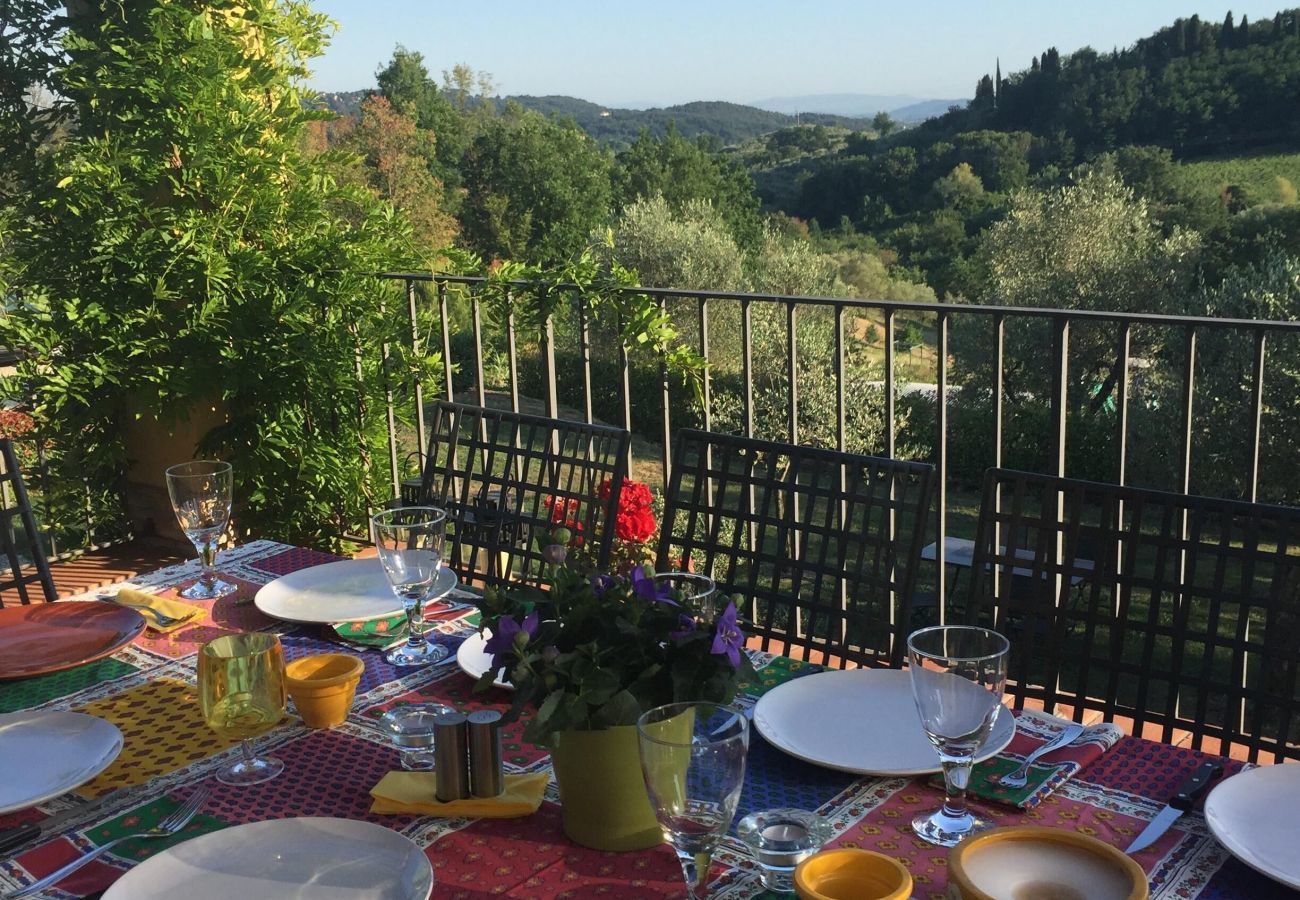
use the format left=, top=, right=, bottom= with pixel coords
left=786, top=301, right=798, bottom=446
left=741, top=298, right=755, bottom=439
left=407, top=279, right=427, bottom=463
left=579, top=295, right=594, bottom=425
left=541, top=312, right=558, bottom=419
left=1050, top=316, right=1070, bottom=479
left=936, top=311, right=949, bottom=623
left=438, top=281, right=454, bottom=404
left=660, top=295, right=672, bottom=490
left=1248, top=329, right=1267, bottom=502
left=506, top=290, right=521, bottom=414
left=884, top=310, right=895, bottom=460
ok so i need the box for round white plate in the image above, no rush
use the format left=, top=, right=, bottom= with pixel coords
left=0, top=711, right=123, bottom=813
left=254, top=558, right=457, bottom=624
left=457, top=630, right=512, bottom=690
left=103, top=816, right=434, bottom=900
left=1205, top=764, right=1300, bottom=890
left=752, top=668, right=1014, bottom=775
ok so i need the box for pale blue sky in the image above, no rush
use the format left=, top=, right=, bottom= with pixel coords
left=306, top=2, right=1287, bottom=106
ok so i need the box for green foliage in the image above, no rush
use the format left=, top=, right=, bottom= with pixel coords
left=458, top=108, right=612, bottom=264
left=597, top=195, right=746, bottom=291
left=612, top=126, right=762, bottom=250
left=474, top=563, right=755, bottom=741
left=0, top=0, right=415, bottom=548
left=374, top=45, right=466, bottom=186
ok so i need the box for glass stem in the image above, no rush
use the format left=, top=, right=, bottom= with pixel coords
left=940, top=757, right=972, bottom=819
left=239, top=739, right=257, bottom=765
left=404, top=600, right=426, bottom=649
left=676, top=849, right=711, bottom=899
left=197, top=538, right=218, bottom=589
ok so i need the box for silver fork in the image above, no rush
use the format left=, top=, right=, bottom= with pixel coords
left=990, top=721, right=1086, bottom=789
left=100, top=594, right=189, bottom=628
left=8, top=785, right=211, bottom=899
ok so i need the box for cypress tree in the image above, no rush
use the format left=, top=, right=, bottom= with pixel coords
left=1222, top=11, right=1235, bottom=48
left=1275, top=12, right=1284, bottom=38
left=1187, top=15, right=1201, bottom=52
left=1174, top=19, right=1187, bottom=54
left=1239, top=14, right=1250, bottom=46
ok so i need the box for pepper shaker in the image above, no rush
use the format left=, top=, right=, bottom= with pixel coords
left=467, top=709, right=504, bottom=797
left=432, top=709, right=470, bottom=801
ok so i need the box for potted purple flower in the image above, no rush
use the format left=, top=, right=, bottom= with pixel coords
left=473, top=557, right=754, bottom=851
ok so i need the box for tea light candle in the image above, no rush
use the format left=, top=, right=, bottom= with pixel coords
left=738, top=809, right=832, bottom=892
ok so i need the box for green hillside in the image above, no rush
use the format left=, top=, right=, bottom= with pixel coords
left=1172, top=152, right=1300, bottom=204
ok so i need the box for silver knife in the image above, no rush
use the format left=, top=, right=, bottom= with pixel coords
left=0, top=793, right=120, bottom=858
left=1125, top=760, right=1222, bottom=853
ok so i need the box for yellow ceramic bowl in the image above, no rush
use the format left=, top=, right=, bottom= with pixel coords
left=285, top=653, right=365, bottom=729
left=794, top=848, right=913, bottom=900
left=948, top=826, right=1148, bottom=900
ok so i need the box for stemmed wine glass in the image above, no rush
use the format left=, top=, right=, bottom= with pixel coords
left=652, top=572, right=718, bottom=620
left=165, top=460, right=237, bottom=600
left=372, top=506, right=450, bottom=667
left=637, top=702, right=750, bottom=899
left=198, top=632, right=287, bottom=785
left=907, top=624, right=1010, bottom=847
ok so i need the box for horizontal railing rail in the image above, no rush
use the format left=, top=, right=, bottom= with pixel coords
left=375, top=272, right=1300, bottom=621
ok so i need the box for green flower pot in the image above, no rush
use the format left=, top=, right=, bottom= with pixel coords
left=549, top=724, right=663, bottom=852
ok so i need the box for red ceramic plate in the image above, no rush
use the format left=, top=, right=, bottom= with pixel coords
left=0, top=601, right=146, bottom=680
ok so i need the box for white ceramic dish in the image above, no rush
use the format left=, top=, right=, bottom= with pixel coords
left=1205, top=764, right=1300, bottom=890
left=752, top=668, right=1014, bottom=775
left=456, top=630, right=512, bottom=690
left=0, top=711, right=123, bottom=814
left=102, top=816, right=434, bottom=900
left=254, top=558, right=457, bottom=624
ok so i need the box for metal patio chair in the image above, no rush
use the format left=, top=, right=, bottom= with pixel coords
left=412, top=402, right=631, bottom=590
left=656, top=429, right=936, bottom=669
left=0, top=437, right=56, bottom=606
left=964, top=467, right=1300, bottom=762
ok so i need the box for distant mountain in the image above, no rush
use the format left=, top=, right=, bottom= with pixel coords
left=751, top=93, right=921, bottom=117
left=889, top=98, right=964, bottom=124
left=308, top=90, right=881, bottom=149
left=505, top=96, right=874, bottom=148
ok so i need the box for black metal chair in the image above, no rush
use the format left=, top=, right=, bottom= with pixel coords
left=0, top=437, right=56, bottom=606
left=414, top=403, right=632, bottom=589
left=656, top=429, right=936, bottom=669
left=964, top=467, right=1300, bottom=762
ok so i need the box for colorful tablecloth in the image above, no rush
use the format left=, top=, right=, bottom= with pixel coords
left=0, top=541, right=1290, bottom=899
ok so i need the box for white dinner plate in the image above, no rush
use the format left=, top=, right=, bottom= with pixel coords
left=254, top=558, right=457, bottom=624
left=752, top=668, right=1015, bottom=775
left=103, top=817, right=434, bottom=900
left=1205, top=764, right=1300, bottom=890
left=456, top=629, right=512, bottom=689
left=0, top=711, right=123, bottom=813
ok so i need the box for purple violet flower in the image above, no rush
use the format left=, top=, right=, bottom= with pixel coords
left=710, top=602, right=743, bottom=668
left=590, top=573, right=615, bottom=597
left=483, top=611, right=538, bottom=670
left=669, top=613, right=696, bottom=641
left=631, top=566, right=676, bottom=605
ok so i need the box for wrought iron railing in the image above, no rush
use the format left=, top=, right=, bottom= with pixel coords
left=374, top=272, right=1300, bottom=615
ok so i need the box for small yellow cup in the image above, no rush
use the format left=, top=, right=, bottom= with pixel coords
left=794, top=848, right=913, bottom=900
left=285, top=653, right=364, bottom=728
left=947, top=826, right=1148, bottom=900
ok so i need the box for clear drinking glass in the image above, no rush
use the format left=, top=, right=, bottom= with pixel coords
left=198, top=632, right=287, bottom=786
left=165, top=460, right=237, bottom=600
left=637, top=702, right=750, bottom=899
left=652, top=572, right=718, bottom=620
left=372, top=506, right=450, bottom=667
left=907, top=624, right=1010, bottom=847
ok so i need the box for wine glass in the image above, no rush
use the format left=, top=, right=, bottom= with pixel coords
left=165, top=460, right=237, bottom=600
left=637, top=702, right=749, bottom=899
left=907, top=625, right=1010, bottom=847
left=652, top=572, right=718, bottom=620
left=372, top=506, right=450, bottom=667
left=198, top=632, right=287, bottom=786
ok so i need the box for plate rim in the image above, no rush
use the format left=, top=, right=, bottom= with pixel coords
left=0, top=710, right=124, bottom=814
left=752, top=667, right=1014, bottom=776
left=0, top=601, right=146, bottom=681
left=254, top=558, right=457, bottom=624
left=101, top=815, right=434, bottom=900
left=1205, top=764, right=1300, bottom=890
left=455, top=629, right=512, bottom=690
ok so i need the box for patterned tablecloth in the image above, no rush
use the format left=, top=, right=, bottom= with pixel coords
left=0, top=540, right=1290, bottom=899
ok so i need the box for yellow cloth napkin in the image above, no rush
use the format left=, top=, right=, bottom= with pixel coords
left=369, top=771, right=549, bottom=818
left=113, top=587, right=203, bottom=634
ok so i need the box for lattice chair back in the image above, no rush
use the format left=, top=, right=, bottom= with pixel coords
left=657, top=429, right=935, bottom=669
left=416, top=403, right=631, bottom=589
left=965, top=467, right=1300, bottom=762
left=0, top=437, right=56, bottom=606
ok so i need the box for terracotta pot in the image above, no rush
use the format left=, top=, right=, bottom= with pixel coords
left=285, top=654, right=364, bottom=729
left=119, top=399, right=228, bottom=541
